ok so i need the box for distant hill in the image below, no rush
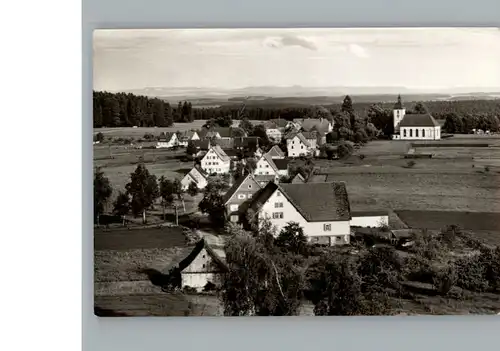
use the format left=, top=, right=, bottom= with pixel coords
left=115, top=85, right=500, bottom=107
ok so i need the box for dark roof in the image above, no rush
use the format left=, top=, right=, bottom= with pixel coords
left=212, top=138, right=234, bottom=149
left=394, top=95, right=404, bottom=109
left=213, top=127, right=246, bottom=138
left=191, top=139, right=210, bottom=150
left=270, top=119, right=289, bottom=128
left=250, top=182, right=280, bottom=213
left=351, top=210, right=389, bottom=217
left=301, top=119, right=331, bottom=133
left=301, top=131, right=318, bottom=140
left=223, top=173, right=261, bottom=204
left=234, top=136, right=260, bottom=149
left=192, top=164, right=209, bottom=179
left=177, top=239, right=228, bottom=273
left=222, top=148, right=239, bottom=158
left=251, top=182, right=351, bottom=222
left=307, top=174, right=328, bottom=183
left=254, top=174, right=276, bottom=182
left=272, top=158, right=289, bottom=170
left=266, top=145, right=285, bottom=158
left=399, top=114, right=440, bottom=127
left=210, top=145, right=231, bottom=162
left=159, top=132, right=175, bottom=141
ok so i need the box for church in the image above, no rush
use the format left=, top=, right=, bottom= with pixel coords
left=392, top=95, right=441, bottom=140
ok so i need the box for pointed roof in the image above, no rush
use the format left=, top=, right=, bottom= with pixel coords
left=394, top=94, right=404, bottom=110
left=301, top=118, right=332, bottom=133
left=270, top=119, right=289, bottom=128
left=159, top=132, right=176, bottom=141
left=399, top=113, right=440, bottom=127
left=266, top=145, right=285, bottom=159
left=254, top=174, right=277, bottom=186
left=234, top=136, right=260, bottom=149
left=285, top=132, right=311, bottom=147
left=191, top=139, right=210, bottom=150
left=260, top=153, right=280, bottom=173
left=272, top=158, right=289, bottom=171
left=223, top=173, right=262, bottom=204
left=250, top=182, right=351, bottom=222
left=291, top=173, right=305, bottom=184
left=177, top=238, right=228, bottom=273
left=210, top=145, right=231, bottom=162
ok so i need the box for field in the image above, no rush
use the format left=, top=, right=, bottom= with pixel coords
left=94, top=124, right=500, bottom=316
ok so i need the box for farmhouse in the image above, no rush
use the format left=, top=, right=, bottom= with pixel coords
left=249, top=182, right=352, bottom=245
left=254, top=153, right=289, bottom=180
left=200, top=145, right=231, bottom=174
left=223, top=173, right=263, bottom=223
left=177, top=130, right=200, bottom=147
left=285, top=132, right=315, bottom=157
left=156, top=132, right=179, bottom=148
left=181, top=165, right=209, bottom=191
left=177, top=238, right=228, bottom=291
left=392, top=95, right=441, bottom=140
left=263, top=120, right=286, bottom=142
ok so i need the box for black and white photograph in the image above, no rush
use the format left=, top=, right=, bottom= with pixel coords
left=93, top=28, right=500, bottom=317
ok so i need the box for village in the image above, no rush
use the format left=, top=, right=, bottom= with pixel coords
left=94, top=94, right=500, bottom=317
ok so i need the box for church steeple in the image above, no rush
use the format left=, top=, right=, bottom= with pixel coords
left=394, top=94, right=403, bottom=110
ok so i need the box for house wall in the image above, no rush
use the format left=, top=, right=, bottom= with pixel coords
left=400, top=126, right=441, bottom=140
left=201, top=149, right=231, bottom=174
left=266, top=129, right=283, bottom=142
left=350, top=215, right=388, bottom=228
left=225, top=176, right=261, bottom=222
left=157, top=134, right=179, bottom=148
left=181, top=273, right=220, bottom=291
left=287, top=135, right=310, bottom=157
left=393, top=108, right=406, bottom=130
left=181, top=247, right=223, bottom=290
left=181, top=169, right=208, bottom=191
left=257, top=189, right=350, bottom=244
left=254, top=157, right=278, bottom=177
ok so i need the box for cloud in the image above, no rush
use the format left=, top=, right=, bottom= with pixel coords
left=348, top=44, right=369, bottom=58
left=263, top=35, right=317, bottom=50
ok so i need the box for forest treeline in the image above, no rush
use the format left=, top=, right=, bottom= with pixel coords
left=94, top=91, right=500, bottom=132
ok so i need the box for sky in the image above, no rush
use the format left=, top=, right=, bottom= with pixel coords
left=93, top=28, right=500, bottom=92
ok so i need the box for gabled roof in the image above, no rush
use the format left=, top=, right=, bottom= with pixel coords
left=254, top=174, right=277, bottom=184
left=301, top=131, right=318, bottom=140
left=266, top=145, right=285, bottom=159
left=178, top=130, right=197, bottom=140
left=222, top=148, right=239, bottom=158
left=192, top=164, right=208, bottom=179
left=260, top=153, right=280, bottom=173
left=251, top=182, right=351, bottom=222
left=399, top=114, right=440, bottom=127
left=177, top=238, right=228, bottom=273
left=291, top=173, right=305, bottom=184
left=285, top=132, right=311, bottom=147
left=307, top=174, right=328, bottom=183
left=212, top=138, right=234, bottom=149
left=210, top=145, right=231, bottom=162
left=159, top=132, right=176, bottom=141
left=223, top=173, right=262, bottom=204
left=351, top=210, right=389, bottom=217
left=272, top=158, right=289, bottom=171
left=270, top=119, right=289, bottom=128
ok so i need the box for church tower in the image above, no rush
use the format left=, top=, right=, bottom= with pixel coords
left=393, top=94, right=406, bottom=131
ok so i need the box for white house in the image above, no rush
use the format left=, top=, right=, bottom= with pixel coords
left=285, top=132, right=314, bottom=157
left=266, top=145, right=285, bottom=159
left=249, top=182, right=352, bottom=246
left=156, top=132, right=179, bottom=148
left=392, top=95, right=441, bottom=140
left=254, top=153, right=289, bottom=180
left=350, top=211, right=389, bottom=228
left=200, top=145, right=231, bottom=175
left=180, top=165, right=209, bottom=191
left=177, top=238, right=227, bottom=291
left=177, top=130, right=200, bottom=147
left=264, top=120, right=285, bottom=143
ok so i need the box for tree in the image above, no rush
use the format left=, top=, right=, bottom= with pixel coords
left=239, top=118, right=254, bottom=135
left=113, top=191, right=130, bottom=226
left=94, top=132, right=105, bottom=143
left=413, top=101, right=428, bottom=114
left=221, top=224, right=308, bottom=316
left=275, top=222, right=308, bottom=256
left=186, top=141, right=198, bottom=158
left=251, top=124, right=271, bottom=147
left=354, top=129, right=368, bottom=144
left=187, top=181, right=199, bottom=197
left=337, top=141, right=353, bottom=159
left=159, top=176, right=175, bottom=221
left=443, top=113, right=464, bottom=133
left=368, top=104, right=393, bottom=137
left=173, top=178, right=186, bottom=213
left=125, top=164, right=159, bottom=224
left=94, top=168, right=112, bottom=225
left=198, top=180, right=227, bottom=228
left=341, top=95, right=354, bottom=114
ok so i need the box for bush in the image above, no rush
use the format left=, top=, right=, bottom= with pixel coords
left=203, top=281, right=217, bottom=292
left=432, top=263, right=457, bottom=295
left=406, top=160, right=416, bottom=168
left=182, top=286, right=198, bottom=294
left=454, top=254, right=489, bottom=292
left=359, top=154, right=365, bottom=160
left=94, top=132, right=105, bottom=142
left=485, top=166, right=490, bottom=172
left=143, top=133, right=155, bottom=140
left=337, top=142, right=354, bottom=159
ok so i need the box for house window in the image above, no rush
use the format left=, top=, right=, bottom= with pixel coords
left=238, top=194, right=246, bottom=200
left=324, top=224, right=331, bottom=231
left=265, top=172, right=269, bottom=175
left=403, top=129, right=407, bottom=137
left=272, top=212, right=284, bottom=219
left=409, top=129, right=413, bottom=137
left=230, top=215, right=239, bottom=222
left=203, top=264, right=206, bottom=268
left=230, top=204, right=239, bottom=212
left=248, top=184, right=252, bottom=189
left=265, top=164, right=269, bottom=167
left=301, top=145, right=304, bottom=149
left=415, top=129, right=419, bottom=137
left=274, top=202, right=283, bottom=208
left=422, top=129, right=425, bottom=137
left=276, top=192, right=281, bottom=196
